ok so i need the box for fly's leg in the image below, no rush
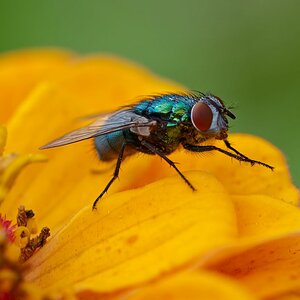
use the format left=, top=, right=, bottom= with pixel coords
left=92, top=142, right=126, bottom=210
left=141, top=140, right=196, bottom=191
left=224, top=139, right=251, bottom=160
left=183, top=144, right=274, bottom=170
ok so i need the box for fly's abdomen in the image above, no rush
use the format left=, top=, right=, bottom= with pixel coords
left=94, top=131, right=125, bottom=161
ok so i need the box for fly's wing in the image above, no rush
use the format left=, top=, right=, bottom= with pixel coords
left=77, top=105, right=133, bottom=121
left=40, top=110, right=155, bottom=149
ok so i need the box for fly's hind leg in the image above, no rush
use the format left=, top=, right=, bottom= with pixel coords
left=92, top=142, right=126, bottom=210
left=141, top=140, right=196, bottom=191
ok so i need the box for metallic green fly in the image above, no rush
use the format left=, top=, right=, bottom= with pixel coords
left=41, top=92, right=273, bottom=209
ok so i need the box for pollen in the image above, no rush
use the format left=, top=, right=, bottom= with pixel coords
left=15, top=206, right=50, bottom=263
left=0, top=205, right=51, bottom=299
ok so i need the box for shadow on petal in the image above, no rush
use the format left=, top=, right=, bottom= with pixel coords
left=151, top=134, right=299, bottom=205
left=207, top=234, right=300, bottom=299
left=122, top=271, right=256, bottom=300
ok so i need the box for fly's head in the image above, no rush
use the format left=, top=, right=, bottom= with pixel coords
left=190, top=94, right=235, bottom=140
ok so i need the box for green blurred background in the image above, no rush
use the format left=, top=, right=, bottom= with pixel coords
left=0, top=0, right=299, bottom=185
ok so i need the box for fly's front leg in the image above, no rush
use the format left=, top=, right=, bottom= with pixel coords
left=92, top=142, right=126, bottom=210
left=224, top=139, right=251, bottom=160
left=141, top=140, right=196, bottom=191
left=183, top=143, right=274, bottom=170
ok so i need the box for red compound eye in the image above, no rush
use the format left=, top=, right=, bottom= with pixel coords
left=191, top=102, right=213, bottom=132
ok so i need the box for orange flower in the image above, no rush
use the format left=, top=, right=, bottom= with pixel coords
left=0, top=49, right=299, bottom=299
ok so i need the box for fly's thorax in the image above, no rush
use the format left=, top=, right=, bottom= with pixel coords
left=162, top=125, right=182, bottom=152
left=130, top=122, right=182, bottom=155
left=134, top=94, right=193, bottom=123
left=178, top=124, right=205, bottom=145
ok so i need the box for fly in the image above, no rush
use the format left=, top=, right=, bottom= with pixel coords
left=40, top=92, right=274, bottom=209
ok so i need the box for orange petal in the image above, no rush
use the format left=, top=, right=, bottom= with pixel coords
left=207, top=234, right=300, bottom=299
left=0, top=125, right=7, bottom=155
left=24, top=172, right=237, bottom=295
left=3, top=55, right=184, bottom=223
left=124, top=271, right=256, bottom=300
left=0, top=153, right=47, bottom=205
left=0, top=48, right=74, bottom=123
left=268, top=291, right=300, bottom=300
left=233, top=194, right=300, bottom=239
left=164, top=192, right=300, bottom=300
left=148, top=134, right=298, bottom=205
left=199, top=196, right=300, bottom=299
left=6, top=55, right=184, bottom=153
